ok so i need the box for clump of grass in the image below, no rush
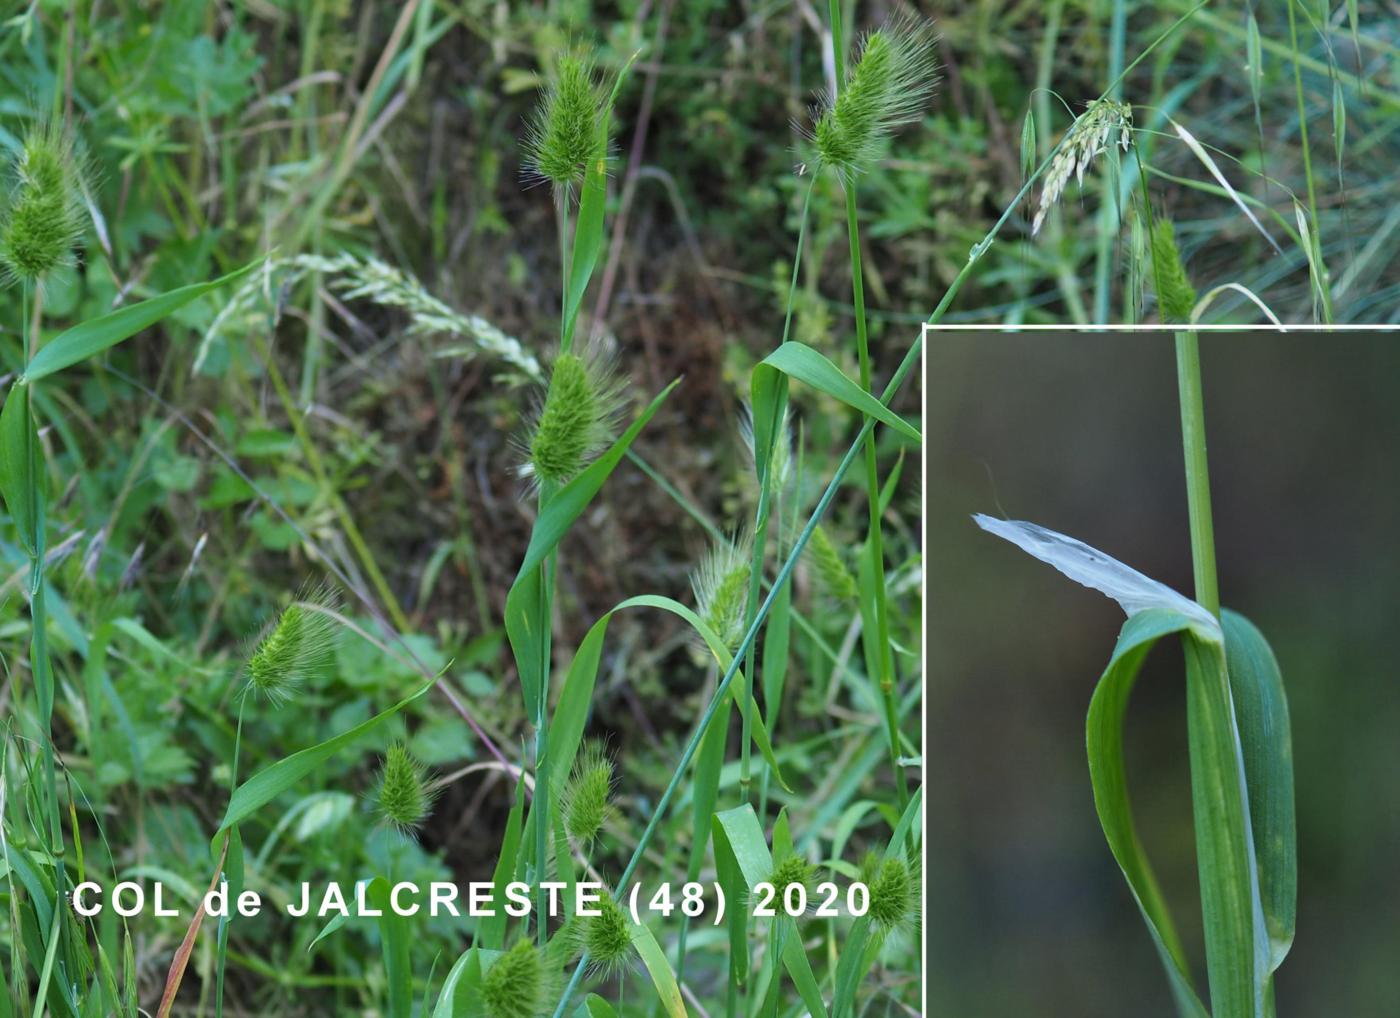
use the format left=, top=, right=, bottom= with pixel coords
left=0, top=119, right=86, bottom=283
left=1149, top=218, right=1198, bottom=323
left=245, top=587, right=340, bottom=704
left=692, top=537, right=753, bottom=652
left=1032, top=99, right=1133, bottom=235
left=525, top=348, right=621, bottom=486
left=812, top=21, right=938, bottom=181
left=483, top=939, right=546, bottom=1018
left=577, top=893, right=634, bottom=976
left=561, top=740, right=614, bottom=846
left=524, top=54, right=607, bottom=192
left=374, top=742, right=436, bottom=836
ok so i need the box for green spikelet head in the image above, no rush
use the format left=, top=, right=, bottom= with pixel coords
left=862, top=853, right=917, bottom=935
left=692, top=537, right=752, bottom=653
left=562, top=740, right=614, bottom=846
left=375, top=742, right=436, bottom=836
left=739, top=401, right=792, bottom=494
left=813, top=21, right=938, bottom=180
left=525, top=54, right=606, bottom=192
left=483, top=939, right=545, bottom=1018
left=527, top=349, right=620, bottom=486
left=1, top=120, right=87, bottom=283
left=245, top=587, right=340, bottom=704
left=807, top=524, right=857, bottom=603
left=1150, top=218, right=1198, bottom=324
left=578, top=893, right=633, bottom=975
left=770, top=853, right=816, bottom=898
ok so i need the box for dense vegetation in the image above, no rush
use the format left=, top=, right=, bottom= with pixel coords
left=0, top=0, right=1393, bottom=1016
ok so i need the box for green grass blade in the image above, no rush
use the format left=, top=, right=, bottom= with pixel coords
left=0, top=382, right=42, bottom=556
left=506, top=379, right=679, bottom=723
left=754, top=344, right=920, bottom=444
left=368, top=877, right=413, bottom=1018
left=1087, top=609, right=1210, bottom=1018
left=1222, top=610, right=1296, bottom=972
left=477, top=770, right=526, bottom=951
left=24, top=261, right=259, bottom=381
left=1184, top=631, right=1266, bottom=1018
left=629, top=922, right=686, bottom=1018
left=213, top=679, right=433, bottom=846
left=432, top=947, right=484, bottom=1018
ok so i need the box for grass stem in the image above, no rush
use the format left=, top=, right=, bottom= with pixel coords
left=1174, top=333, right=1220, bottom=618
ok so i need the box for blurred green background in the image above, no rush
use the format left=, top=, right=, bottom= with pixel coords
left=926, top=334, right=1400, bottom=1015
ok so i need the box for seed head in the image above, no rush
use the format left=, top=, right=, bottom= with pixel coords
left=1032, top=99, right=1133, bottom=236
left=1149, top=218, right=1198, bottom=323
left=374, top=742, right=436, bottom=836
left=813, top=21, right=938, bottom=181
left=1, top=120, right=87, bottom=283
left=562, top=740, right=614, bottom=847
left=524, top=55, right=607, bottom=192
left=483, top=939, right=545, bottom=1018
left=692, top=537, right=752, bottom=653
left=525, top=347, right=622, bottom=487
left=862, top=853, right=918, bottom=935
left=806, top=524, right=857, bottom=603
left=245, top=587, right=340, bottom=704
left=578, top=893, right=634, bottom=975
left=770, top=853, right=816, bottom=899
left=739, top=401, right=792, bottom=494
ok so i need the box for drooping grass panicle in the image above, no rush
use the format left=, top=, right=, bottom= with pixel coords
left=1032, top=98, right=1133, bottom=235
left=374, top=741, right=437, bottom=836
left=576, top=892, right=634, bottom=976
left=244, top=585, right=341, bottom=704
left=523, top=342, right=624, bottom=487
left=0, top=118, right=88, bottom=284
left=812, top=19, right=939, bottom=181
left=1149, top=217, right=1198, bottom=323
left=561, top=739, right=614, bottom=846
left=483, top=939, right=546, bottom=1018
left=523, top=53, right=608, bottom=193
left=691, top=534, right=753, bottom=654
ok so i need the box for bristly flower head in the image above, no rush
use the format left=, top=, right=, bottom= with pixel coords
left=524, top=54, right=607, bottom=193
left=691, top=536, right=752, bottom=653
left=524, top=344, right=623, bottom=487
left=769, top=852, right=817, bottom=913
left=806, top=523, right=858, bottom=604
left=1032, top=99, right=1133, bottom=235
left=244, top=586, right=340, bottom=704
left=738, top=401, right=792, bottom=495
left=812, top=20, right=938, bottom=181
left=861, top=852, right=920, bottom=936
left=1149, top=217, right=1198, bottom=323
left=1, top=119, right=87, bottom=283
left=483, top=939, right=546, bottom=1018
left=577, top=892, right=634, bottom=975
left=562, top=740, right=614, bottom=847
left=374, top=741, right=437, bottom=836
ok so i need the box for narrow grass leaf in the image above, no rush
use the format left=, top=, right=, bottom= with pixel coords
left=755, top=344, right=920, bottom=443
left=25, top=261, right=260, bottom=381
left=629, top=921, right=687, bottom=1018
left=432, top=947, right=485, bottom=1018
left=368, top=877, right=413, bottom=1018
left=213, top=678, right=434, bottom=846
left=1222, top=610, right=1296, bottom=971
left=0, top=382, right=42, bottom=555
left=477, top=769, right=526, bottom=951
left=1170, top=118, right=1281, bottom=254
